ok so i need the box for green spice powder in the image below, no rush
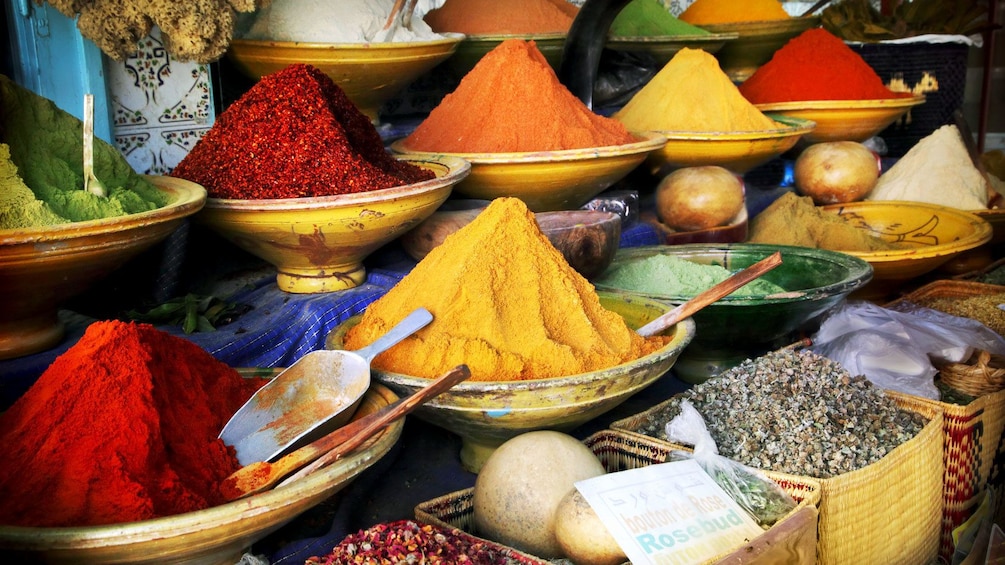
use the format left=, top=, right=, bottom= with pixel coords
left=600, top=254, right=787, bottom=297
left=0, top=75, right=167, bottom=229
left=610, top=0, right=711, bottom=37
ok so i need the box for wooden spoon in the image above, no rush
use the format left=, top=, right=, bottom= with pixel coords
left=635, top=251, right=783, bottom=337
left=221, top=364, right=471, bottom=501
left=82, top=94, right=107, bottom=198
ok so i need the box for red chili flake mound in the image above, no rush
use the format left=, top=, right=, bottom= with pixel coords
left=306, top=520, right=542, bottom=565
left=170, top=63, right=434, bottom=199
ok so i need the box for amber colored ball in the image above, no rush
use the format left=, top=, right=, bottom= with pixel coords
left=656, top=166, right=745, bottom=231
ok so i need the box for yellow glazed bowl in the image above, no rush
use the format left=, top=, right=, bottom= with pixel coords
left=755, top=95, right=927, bottom=144
left=391, top=132, right=667, bottom=212
left=326, top=292, right=696, bottom=472
left=0, top=176, right=206, bottom=361
left=604, top=32, right=738, bottom=64
left=646, top=115, right=815, bottom=175
left=196, top=157, right=470, bottom=294
left=822, top=200, right=993, bottom=299
left=445, top=33, right=566, bottom=76
left=700, top=16, right=821, bottom=82
left=0, top=377, right=402, bottom=565
left=226, top=36, right=464, bottom=122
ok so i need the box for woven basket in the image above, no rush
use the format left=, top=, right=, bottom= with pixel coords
left=848, top=40, right=969, bottom=158
left=611, top=395, right=944, bottom=565
left=415, top=430, right=821, bottom=565
left=888, top=280, right=1005, bottom=561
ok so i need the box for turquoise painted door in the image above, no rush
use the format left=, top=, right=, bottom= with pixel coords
left=4, top=0, right=112, bottom=141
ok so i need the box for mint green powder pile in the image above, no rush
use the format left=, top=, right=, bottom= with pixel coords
left=609, top=0, right=711, bottom=37
left=600, top=254, right=786, bottom=297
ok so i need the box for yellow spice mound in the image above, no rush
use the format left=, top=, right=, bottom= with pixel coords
left=344, top=197, right=668, bottom=381
left=613, top=48, right=778, bottom=133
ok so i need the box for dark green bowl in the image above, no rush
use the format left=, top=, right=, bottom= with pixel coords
left=593, top=243, right=873, bottom=382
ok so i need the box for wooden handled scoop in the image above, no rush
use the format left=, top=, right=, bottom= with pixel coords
left=636, top=251, right=783, bottom=337
left=221, top=364, right=471, bottom=501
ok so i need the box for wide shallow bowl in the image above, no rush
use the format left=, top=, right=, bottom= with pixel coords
left=226, top=36, right=464, bottom=122
left=0, top=376, right=402, bottom=565
left=755, top=95, right=927, bottom=144
left=700, top=16, right=821, bottom=82
left=605, top=32, right=738, bottom=64
left=195, top=156, right=470, bottom=294
left=0, top=176, right=206, bottom=361
left=326, top=292, right=696, bottom=472
left=646, top=115, right=815, bottom=174
left=821, top=200, right=993, bottom=300
left=400, top=207, right=621, bottom=279
left=445, top=33, right=566, bottom=77
left=641, top=207, right=749, bottom=245
left=391, top=132, right=667, bottom=211
left=593, top=243, right=873, bottom=383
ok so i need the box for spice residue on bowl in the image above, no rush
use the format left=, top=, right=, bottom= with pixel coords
left=0, top=320, right=266, bottom=527
left=613, top=48, right=779, bottom=133
left=0, top=75, right=168, bottom=229
left=343, top=197, right=670, bottom=381
left=170, top=63, right=434, bottom=199
left=748, top=192, right=899, bottom=252
left=739, top=28, right=914, bottom=104
left=423, top=0, right=578, bottom=35
left=400, top=39, right=637, bottom=153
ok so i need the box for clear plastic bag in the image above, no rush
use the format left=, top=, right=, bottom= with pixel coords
left=810, top=301, right=1005, bottom=400
left=665, top=400, right=797, bottom=527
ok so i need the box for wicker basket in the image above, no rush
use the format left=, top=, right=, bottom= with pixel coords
left=415, top=430, right=821, bottom=565
left=611, top=395, right=943, bottom=565
left=888, top=279, right=1005, bottom=561
left=848, top=39, right=969, bottom=158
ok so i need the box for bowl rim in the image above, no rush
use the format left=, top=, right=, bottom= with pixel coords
left=328, top=294, right=697, bottom=393
left=655, top=115, right=816, bottom=140
left=457, top=32, right=567, bottom=42
left=227, top=33, right=466, bottom=50
left=605, top=32, right=739, bottom=43
left=821, top=200, right=995, bottom=261
left=697, top=14, right=821, bottom=33
left=0, top=382, right=402, bottom=552
left=389, top=130, right=668, bottom=163
left=593, top=242, right=875, bottom=305
left=754, top=94, right=927, bottom=112
left=0, top=175, right=207, bottom=243
left=199, top=155, right=471, bottom=210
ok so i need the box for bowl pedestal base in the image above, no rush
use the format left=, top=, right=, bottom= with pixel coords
left=459, top=437, right=506, bottom=474
left=276, top=264, right=367, bottom=294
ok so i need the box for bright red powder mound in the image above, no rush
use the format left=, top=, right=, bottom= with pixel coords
left=0, top=320, right=266, bottom=527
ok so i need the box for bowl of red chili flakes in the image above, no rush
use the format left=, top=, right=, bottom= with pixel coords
left=196, top=155, right=471, bottom=294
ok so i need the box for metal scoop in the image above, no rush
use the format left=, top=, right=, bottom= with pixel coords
left=220, top=307, right=433, bottom=465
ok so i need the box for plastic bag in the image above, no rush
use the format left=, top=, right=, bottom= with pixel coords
left=665, top=400, right=797, bottom=527
left=810, top=301, right=1005, bottom=400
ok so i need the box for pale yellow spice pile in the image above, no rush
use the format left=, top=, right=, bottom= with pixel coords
left=748, top=192, right=898, bottom=252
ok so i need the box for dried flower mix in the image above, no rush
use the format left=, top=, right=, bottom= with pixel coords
left=910, top=293, right=1005, bottom=336
left=631, top=348, right=927, bottom=479
left=171, top=64, right=433, bottom=199
left=306, top=520, right=538, bottom=564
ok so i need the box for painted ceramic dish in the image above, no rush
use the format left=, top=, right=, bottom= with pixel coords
left=755, top=95, right=927, bottom=144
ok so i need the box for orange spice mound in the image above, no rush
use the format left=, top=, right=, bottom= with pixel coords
left=401, top=39, right=637, bottom=153
left=680, top=0, right=790, bottom=24
left=424, top=0, right=579, bottom=35
left=343, top=197, right=670, bottom=381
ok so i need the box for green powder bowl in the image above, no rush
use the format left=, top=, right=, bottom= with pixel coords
left=593, top=243, right=873, bottom=383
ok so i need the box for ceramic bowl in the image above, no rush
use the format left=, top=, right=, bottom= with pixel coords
left=646, top=115, right=815, bottom=175
left=326, top=292, right=696, bottom=472
left=226, top=36, right=464, bottom=122
left=592, top=243, right=873, bottom=383
left=604, top=32, right=738, bottom=64
left=0, top=378, right=402, bottom=565
left=444, top=33, right=566, bottom=76
left=391, top=132, right=667, bottom=212
left=195, top=156, right=470, bottom=294
left=821, top=200, right=994, bottom=300
left=400, top=207, right=622, bottom=279
left=755, top=95, right=927, bottom=144
left=641, top=207, right=749, bottom=245
left=0, top=176, right=206, bottom=361
left=699, top=16, right=821, bottom=82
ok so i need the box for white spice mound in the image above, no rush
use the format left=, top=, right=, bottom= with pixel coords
left=867, top=124, right=989, bottom=210
left=238, top=0, right=446, bottom=43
